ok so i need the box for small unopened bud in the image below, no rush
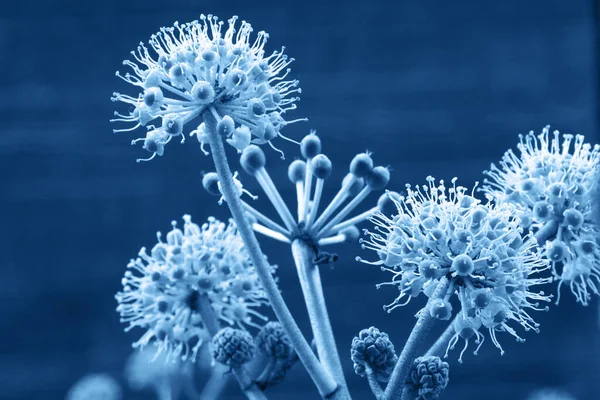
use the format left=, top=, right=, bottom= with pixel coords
left=405, top=356, right=449, bottom=400
left=211, top=327, right=255, bottom=368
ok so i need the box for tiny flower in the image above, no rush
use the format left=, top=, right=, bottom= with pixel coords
left=116, top=215, right=274, bottom=363
left=111, top=15, right=305, bottom=162
left=358, top=177, right=551, bottom=361
left=350, top=326, right=398, bottom=382
left=483, top=127, right=600, bottom=305
left=66, top=374, right=122, bottom=400
left=211, top=327, right=256, bottom=368
left=405, top=356, right=450, bottom=400
left=204, top=131, right=395, bottom=263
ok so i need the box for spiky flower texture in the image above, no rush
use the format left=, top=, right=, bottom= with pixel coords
left=116, top=215, right=272, bottom=363
left=359, top=177, right=551, bottom=361
left=111, top=14, right=304, bottom=162
left=483, top=127, right=600, bottom=305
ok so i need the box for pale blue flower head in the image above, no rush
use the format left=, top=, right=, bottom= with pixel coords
left=111, top=14, right=304, bottom=162
left=116, top=215, right=273, bottom=363
left=483, top=127, right=600, bottom=305
left=358, top=177, right=551, bottom=362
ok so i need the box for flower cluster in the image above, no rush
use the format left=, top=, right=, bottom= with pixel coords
left=358, top=177, right=551, bottom=361
left=405, top=356, right=449, bottom=400
left=115, top=215, right=273, bottom=363
left=211, top=327, right=256, bottom=368
left=255, top=321, right=298, bottom=389
left=483, top=127, right=600, bottom=305
left=350, top=326, right=398, bottom=382
left=204, top=132, right=394, bottom=261
left=111, top=14, right=304, bottom=162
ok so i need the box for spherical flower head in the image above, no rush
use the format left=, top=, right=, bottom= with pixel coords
left=256, top=321, right=296, bottom=360
left=483, top=127, right=600, bottom=305
left=405, top=356, right=449, bottom=400
left=211, top=327, right=256, bottom=368
left=115, top=215, right=273, bottom=363
left=350, top=326, right=398, bottom=382
left=66, top=374, right=122, bottom=400
left=358, top=177, right=551, bottom=361
left=111, top=14, right=305, bottom=162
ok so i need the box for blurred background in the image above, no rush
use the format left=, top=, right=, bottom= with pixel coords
left=1, top=0, right=598, bottom=399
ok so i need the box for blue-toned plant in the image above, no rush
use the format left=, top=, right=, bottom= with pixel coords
left=109, top=12, right=600, bottom=400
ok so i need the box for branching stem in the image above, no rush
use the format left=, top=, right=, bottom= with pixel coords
left=202, top=110, right=340, bottom=398
left=382, top=277, right=450, bottom=400
left=291, top=239, right=351, bottom=399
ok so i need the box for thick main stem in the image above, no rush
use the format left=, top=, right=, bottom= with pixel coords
left=291, top=239, right=351, bottom=399
left=202, top=111, right=339, bottom=398
left=196, top=294, right=267, bottom=400
left=382, top=277, right=450, bottom=400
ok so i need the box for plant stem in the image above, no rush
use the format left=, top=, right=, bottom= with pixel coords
left=381, top=277, right=450, bottom=400
left=291, top=239, right=351, bottom=399
left=365, top=367, right=384, bottom=400
left=424, top=316, right=457, bottom=358
left=534, top=219, right=558, bottom=244
left=399, top=386, right=414, bottom=400
left=196, top=294, right=268, bottom=400
left=198, top=364, right=230, bottom=400
left=202, top=110, right=340, bottom=398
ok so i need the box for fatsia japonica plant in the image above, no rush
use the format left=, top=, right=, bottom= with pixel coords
left=109, top=12, right=600, bottom=400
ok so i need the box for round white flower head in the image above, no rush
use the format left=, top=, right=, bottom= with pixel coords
left=116, top=215, right=273, bottom=363
left=66, top=374, right=122, bottom=400
left=358, top=177, right=551, bottom=362
left=483, top=127, right=600, bottom=305
left=111, top=14, right=305, bottom=162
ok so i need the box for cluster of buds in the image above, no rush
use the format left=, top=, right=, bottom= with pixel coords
left=203, top=132, right=395, bottom=261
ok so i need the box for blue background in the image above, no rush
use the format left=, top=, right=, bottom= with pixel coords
left=2, top=0, right=599, bottom=399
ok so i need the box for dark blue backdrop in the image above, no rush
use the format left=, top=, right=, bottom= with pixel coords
left=1, top=0, right=598, bottom=399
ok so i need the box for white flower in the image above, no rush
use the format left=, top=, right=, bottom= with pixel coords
left=358, top=177, right=551, bottom=362
left=483, top=127, right=600, bottom=305
left=111, top=15, right=305, bottom=162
